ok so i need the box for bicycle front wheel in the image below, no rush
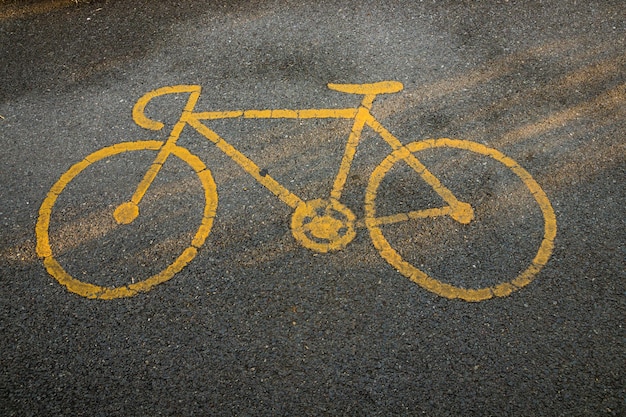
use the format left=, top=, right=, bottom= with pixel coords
left=365, top=138, right=556, bottom=302
left=36, top=141, right=218, bottom=299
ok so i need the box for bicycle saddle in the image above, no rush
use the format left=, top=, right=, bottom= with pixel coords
left=327, top=81, right=404, bottom=95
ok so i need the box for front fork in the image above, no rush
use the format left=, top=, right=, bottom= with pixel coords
left=114, top=86, right=202, bottom=225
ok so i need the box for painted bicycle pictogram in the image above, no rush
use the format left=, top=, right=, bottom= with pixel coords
left=36, top=81, right=556, bottom=301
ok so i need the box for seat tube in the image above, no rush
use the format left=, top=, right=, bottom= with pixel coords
left=329, top=99, right=375, bottom=201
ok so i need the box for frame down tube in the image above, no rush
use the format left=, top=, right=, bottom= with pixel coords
left=187, top=107, right=357, bottom=209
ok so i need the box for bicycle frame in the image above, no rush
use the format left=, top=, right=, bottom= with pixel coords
left=120, top=82, right=473, bottom=229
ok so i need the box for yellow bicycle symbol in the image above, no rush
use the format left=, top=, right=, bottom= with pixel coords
left=36, top=81, right=556, bottom=301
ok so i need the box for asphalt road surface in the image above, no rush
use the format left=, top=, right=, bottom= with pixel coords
left=1, top=0, right=624, bottom=415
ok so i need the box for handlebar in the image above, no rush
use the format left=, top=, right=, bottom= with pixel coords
left=132, top=85, right=202, bottom=131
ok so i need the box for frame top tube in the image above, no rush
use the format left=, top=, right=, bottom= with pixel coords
left=132, top=81, right=405, bottom=127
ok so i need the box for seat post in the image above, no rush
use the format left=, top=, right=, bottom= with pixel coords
left=359, top=94, right=377, bottom=110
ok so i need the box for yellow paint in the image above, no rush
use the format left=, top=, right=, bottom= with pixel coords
left=364, top=138, right=556, bottom=302
left=291, top=198, right=356, bottom=252
left=113, top=201, right=139, bottom=224
left=194, top=109, right=358, bottom=121
left=186, top=117, right=304, bottom=209
left=37, top=81, right=555, bottom=301
left=330, top=107, right=370, bottom=201
left=132, top=85, right=202, bottom=131
left=367, top=119, right=476, bottom=224
left=36, top=141, right=217, bottom=299
left=327, top=81, right=404, bottom=95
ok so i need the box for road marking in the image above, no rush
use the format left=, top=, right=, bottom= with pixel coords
left=36, top=141, right=217, bottom=299
left=37, top=82, right=556, bottom=301
left=364, top=138, right=556, bottom=302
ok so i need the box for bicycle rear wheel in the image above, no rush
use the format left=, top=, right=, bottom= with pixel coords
left=36, top=141, right=218, bottom=299
left=365, top=138, right=556, bottom=302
